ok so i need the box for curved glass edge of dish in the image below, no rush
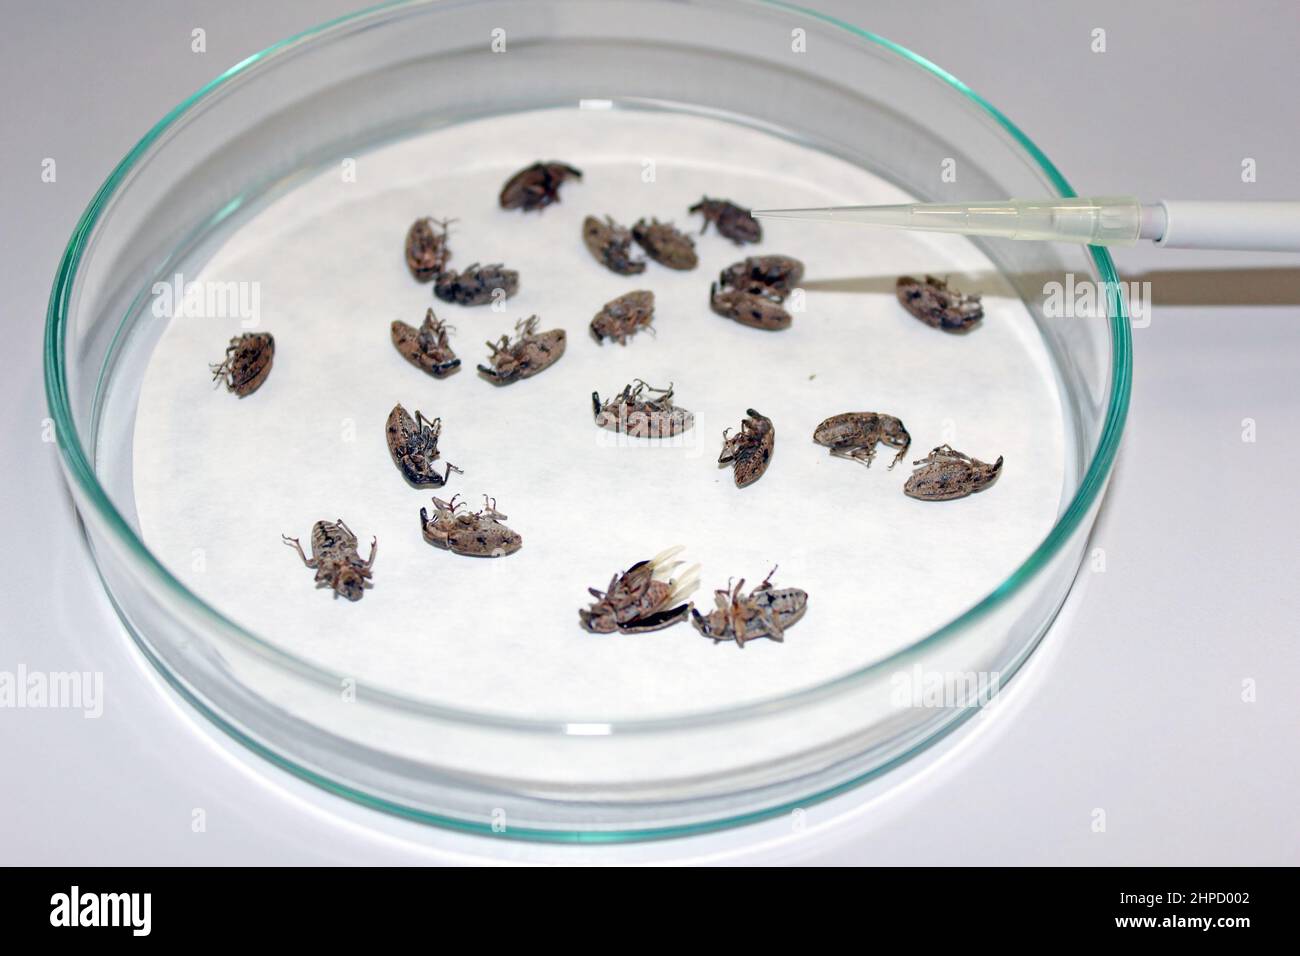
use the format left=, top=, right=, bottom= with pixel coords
left=43, top=0, right=1131, bottom=840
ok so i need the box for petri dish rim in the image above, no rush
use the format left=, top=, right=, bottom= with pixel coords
left=44, top=4, right=1130, bottom=740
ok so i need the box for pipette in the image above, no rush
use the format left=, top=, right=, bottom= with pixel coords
left=751, top=197, right=1300, bottom=252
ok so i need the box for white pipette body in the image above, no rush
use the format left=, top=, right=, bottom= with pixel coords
left=752, top=198, right=1300, bottom=252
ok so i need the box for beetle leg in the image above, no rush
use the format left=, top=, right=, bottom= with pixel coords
left=364, top=537, right=378, bottom=569
left=281, top=535, right=316, bottom=568
left=335, top=518, right=356, bottom=539
left=414, top=410, right=440, bottom=435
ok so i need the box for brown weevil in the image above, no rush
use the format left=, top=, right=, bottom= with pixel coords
left=282, top=519, right=376, bottom=601
left=592, top=380, right=695, bottom=438
left=210, top=332, right=274, bottom=397
left=404, top=216, right=455, bottom=282
left=709, top=284, right=792, bottom=331
left=688, top=197, right=761, bottom=245
left=499, top=160, right=583, bottom=212
left=719, top=255, right=805, bottom=300
left=590, top=290, right=654, bottom=345
left=903, top=444, right=1003, bottom=501
left=718, top=409, right=775, bottom=487
left=434, top=263, right=519, bottom=306
left=690, top=567, right=808, bottom=648
left=579, top=546, right=700, bottom=634
left=896, top=275, right=984, bottom=333
left=477, top=315, right=566, bottom=385
left=631, top=218, right=698, bottom=270
left=813, top=412, right=912, bottom=468
left=420, top=494, right=522, bottom=557
left=391, top=308, right=460, bottom=378
left=386, top=403, right=461, bottom=487
left=582, top=215, right=647, bottom=275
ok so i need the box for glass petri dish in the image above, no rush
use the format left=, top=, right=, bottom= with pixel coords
left=45, top=0, right=1129, bottom=841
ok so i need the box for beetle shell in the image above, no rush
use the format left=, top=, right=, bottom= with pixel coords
left=592, top=380, right=695, bottom=437
left=499, top=161, right=583, bottom=212
left=210, top=332, right=275, bottom=397
left=631, top=218, right=698, bottom=270
left=404, top=217, right=454, bottom=282
left=386, top=404, right=460, bottom=487
left=420, top=495, right=522, bottom=557
left=281, top=518, right=376, bottom=601
left=709, top=283, right=792, bottom=331
left=477, top=315, right=566, bottom=385
left=688, top=196, right=762, bottom=245
left=590, top=290, right=655, bottom=345
left=813, top=411, right=911, bottom=468
left=903, top=444, right=1003, bottom=501
left=718, top=408, right=775, bottom=487
left=896, top=275, right=984, bottom=333
left=434, top=263, right=519, bottom=306
left=718, top=255, right=804, bottom=300
left=582, top=215, right=647, bottom=275
left=690, top=569, right=807, bottom=648
left=579, top=547, right=698, bottom=634
left=391, top=309, right=461, bottom=378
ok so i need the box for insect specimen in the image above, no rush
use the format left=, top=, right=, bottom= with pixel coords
left=579, top=546, right=700, bottom=634
left=718, top=409, right=774, bottom=487
left=420, top=494, right=522, bottom=557
left=631, top=218, right=698, bottom=270
left=690, top=567, right=808, bottom=648
left=210, top=332, right=274, bottom=397
left=477, top=315, right=566, bottom=385
left=582, top=215, right=646, bottom=275
left=590, top=290, right=655, bottom=345
left=592, top=380, right=695, bottom=437
left=281, top=519, right=376, bottom=601
left=895, top=275, right=984, bottom=333
left=385, top=404, right=461, bottom=487
left=903, top=445, right=1003, bottom=501
left=404, top=216, right=454, bottom=282
left=391, top=308, right=461, bottom=378
left=708, top=284, right=792, bottom=330
left=688, top=197, right=761, bottom=245
left=434, top=263, right=519, bottom=306
left=499, top=160, right=583, bottom=212
left=813, top=412, right=912, bottom=468
left=718, top=255, right=804, bottom=299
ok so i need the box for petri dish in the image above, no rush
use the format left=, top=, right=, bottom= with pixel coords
left=45, top=0, right=1130, bottom=841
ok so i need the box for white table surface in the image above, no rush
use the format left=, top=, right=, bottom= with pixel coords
left=2, top=0, right=1296, bottom=865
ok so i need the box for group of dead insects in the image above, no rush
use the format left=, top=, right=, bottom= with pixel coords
left=578, top=547, right=808, bottom=648
left=214, top=159, right=1000, bottom=627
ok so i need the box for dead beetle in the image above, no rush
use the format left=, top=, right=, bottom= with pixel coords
left=282, top=519, right=376, bottom=601
left=903, top=444, right=1003, bottom=500
left=210, top=332, right=274, bottom=397
left=718, top=409, right=774, bottom=487
left=896, top=275, right=984, bottom=333
left=632, top=218, right=698, bottom=270
left=813, top=412, right=912, bottom=469
left=391, top=308, right=460, bottom=378
left=434, top=263, right=519, bottom=306
left=690, top=567, right=807, bottom=648
left=688, top=196, right=761, bottom=244
left=590, top=290, right=655, bottom=345
left=420, top=494, right=522, bottom=557
left=582, top=215, right=647, bottom=275
left=477, top=315, right=566, bottom=385
left=499, top=161, right=583, bottom=212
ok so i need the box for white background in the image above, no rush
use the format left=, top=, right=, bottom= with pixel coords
left=2, top=0, right=1296, bottom=865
